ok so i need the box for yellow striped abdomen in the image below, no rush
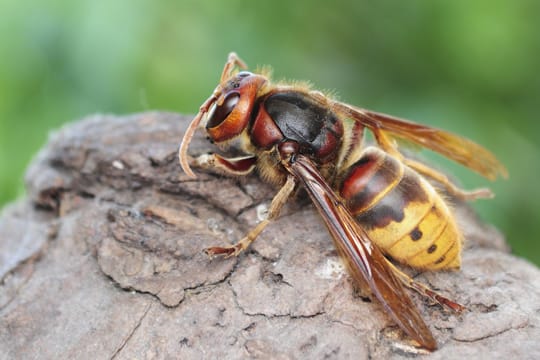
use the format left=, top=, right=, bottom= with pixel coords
left=338, top=147, right=461, bottom=270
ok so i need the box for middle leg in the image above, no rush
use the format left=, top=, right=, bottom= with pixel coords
left=205, top=175, right=297, bottom=257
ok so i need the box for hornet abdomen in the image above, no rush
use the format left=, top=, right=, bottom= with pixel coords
left=339, top=147, right=461, bottom=270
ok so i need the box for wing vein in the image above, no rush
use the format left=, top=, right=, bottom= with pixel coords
left=284, top=155, right=437, bottom=351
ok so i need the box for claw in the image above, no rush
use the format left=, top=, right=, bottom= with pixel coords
left=204, top=246, right=240, bottom=258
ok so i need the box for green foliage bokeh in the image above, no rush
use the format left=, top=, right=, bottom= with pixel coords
left=1, top=0, right=539, bottom=265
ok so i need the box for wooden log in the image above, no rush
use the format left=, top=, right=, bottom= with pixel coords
left=1, top=112, right=539, bottom=359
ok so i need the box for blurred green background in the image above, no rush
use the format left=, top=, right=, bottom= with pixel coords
left=1, top=0, right=538, bottom=265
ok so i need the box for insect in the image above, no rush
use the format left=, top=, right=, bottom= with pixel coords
left=178, top=53, right=507, bottom=351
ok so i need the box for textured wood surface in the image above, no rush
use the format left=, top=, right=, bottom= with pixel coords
left=1, top=112, right=539, bottom=359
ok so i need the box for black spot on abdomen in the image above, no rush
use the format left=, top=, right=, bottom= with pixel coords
left=410, top=227, right=423, bottom=241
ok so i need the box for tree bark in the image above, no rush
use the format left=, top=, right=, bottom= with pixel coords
left=1, top=112, right=539, bottom=359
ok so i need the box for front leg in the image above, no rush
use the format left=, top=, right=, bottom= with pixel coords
left=194, top=153, right=257, bottom=176
left=205, top=175, right=297, bottom=258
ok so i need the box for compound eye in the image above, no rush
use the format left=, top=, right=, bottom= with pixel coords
left=206, top=92, right=240, bottom=129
